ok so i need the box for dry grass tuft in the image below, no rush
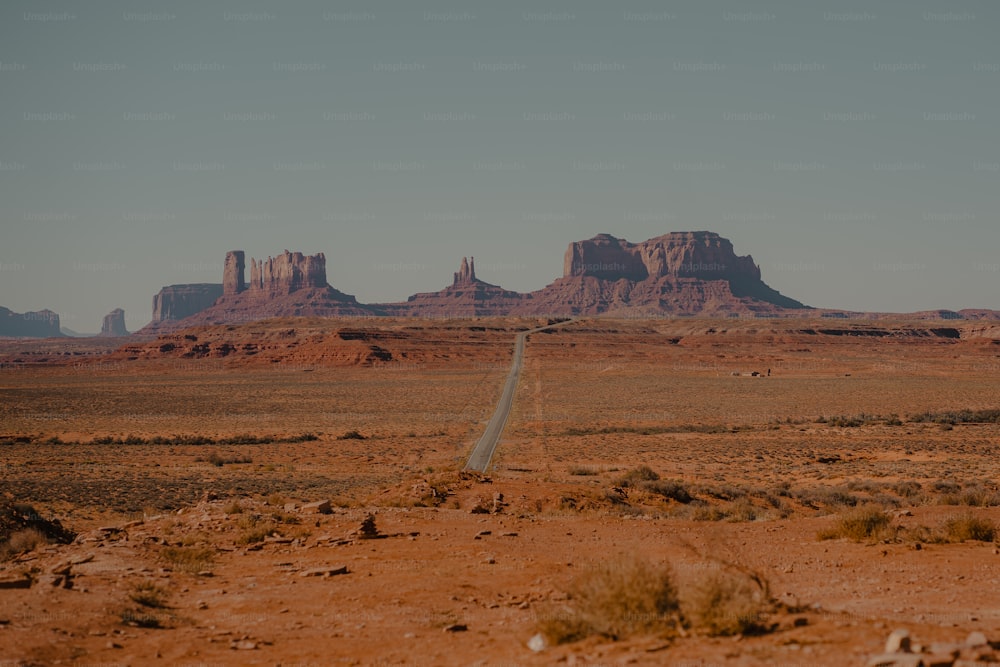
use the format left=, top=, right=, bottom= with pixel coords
left=680, top=569, right=769, bottom=636
left=130, top=581, right=170, bottom=608
left=537, top=556, right=680, bottom=644
left=0, top=528, right=48, bottom=561
left=942, top=512, right=997, bottom=542
left=818, top=506, right=894, bottom=542
left=160, top=546, right=215, bottom=573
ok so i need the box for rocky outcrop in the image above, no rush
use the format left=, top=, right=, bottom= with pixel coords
left=380, top=233, right=807, bottom=317
left=140, top=250, right=372, bottom=332
left=150, top=284, right=224, bottom=325
left=454, top=257, right=476, bottom=285
left=223, top=251, right=246, bottom=295
left=98, top=308, right=128, bottom=337
left=520, top=231, right=806, bottom=315
left=380, top=257, right=525, bottom=317
left=248, top=250, right=327, bottom=295
left=564, top=231, right=763, bottom=284
left=0, top=307, right=62, bottom=338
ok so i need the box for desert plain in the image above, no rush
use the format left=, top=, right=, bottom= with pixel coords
left=2, top=316, right=1000, bottom=666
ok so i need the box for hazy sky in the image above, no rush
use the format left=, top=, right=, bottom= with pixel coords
left=1, top=0, right=998, bottom=331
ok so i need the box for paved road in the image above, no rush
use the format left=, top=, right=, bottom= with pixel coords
left=464, top=319, right=577, bottom=472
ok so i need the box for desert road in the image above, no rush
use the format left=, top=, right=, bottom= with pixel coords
left=464, top=319, right=577, bottom=472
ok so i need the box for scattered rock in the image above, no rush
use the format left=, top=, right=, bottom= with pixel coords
left=865, top=653, right=923, bottom=667
left=299, top=566, right=348, bottom=578
left=443, top=624, right=467, bottom=633
left=527, top=633, right=547, bottom=652
left=231, top=640, right=258, bottom=650
left=885, top=629, right=912, bottom=653
left=966, top=631, right=988, bottom=648
left=0, top=575, right=32, bottom=590
left=303, top=500, right=332, bottom=515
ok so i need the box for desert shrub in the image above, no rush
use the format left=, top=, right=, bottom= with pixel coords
left=691, top=505, right=728, bottom=522
left=265, top=493, right=285, bottom=507
left=942, top=513, right=997, bottom=542
left=201, top=452, right=252, bottom=467
left=796, top=486, right=859, bottom=509
left=910, top=409, right=1000, bottom=425
left=642, top=480, right=693, bottom=504
left=223, top=501, right=244, bottom=515
left=236, top=515, right=277, bottom=545
left=681, top=569, right=769, bottom=636
left=537, top=556, right=679, bottom=644
left=0, top=528, right=47, bottom=561
left=616, top=466, right=660, bottom=488
left=933, top=480, right=961, bottom=494
left=726, top=499, right=759, bottom=522
left=568, top=465, right=598, bottom=476
left=818, top=506, right=893, bottom=542
left=893, top=481, right=922, bottom=498
left=338, top=430, right=366, bottom=440
left=130, top=581, right=170, bottom=608
left=160, top=546, right=214, bottom=573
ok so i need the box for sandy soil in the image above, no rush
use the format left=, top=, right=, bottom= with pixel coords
left=2, top=317, right=1000, bottom=665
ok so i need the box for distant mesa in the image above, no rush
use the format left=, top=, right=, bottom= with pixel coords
left=518, top=231, right=808, bottom=316
left=139, top=249, right=370, bottom=334
left=149, top=284, right=224, bottom=329
left=130, top=232, right=1000, bottom=332
left=382, top=256, right=525, bottom=317
left=98, top=308, right=129, bottom=337
left=0, top=306, right=62, bottom=338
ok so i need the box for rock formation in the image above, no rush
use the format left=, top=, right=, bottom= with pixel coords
left=149, top=284, right=224, bottom=326
left=139, top=249, right=372, bottom=332
left=98, top=308, right=128, bottom=337
left=380, top=257, right=525, bottom=317
left=223, top=251, right=246, bottom=295
left=515, top=231, right=806, bottom=316
left=454, top=257, right=476, bottom=285
left=0, top=307, right=62, bottom=338
left=140, top=233, right=810, bottom=330
left=247, top=250, right=327, bottom=295
left=380, top=232, right=808, bottom=317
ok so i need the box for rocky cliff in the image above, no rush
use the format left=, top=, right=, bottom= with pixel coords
left=380, top=257, right=526, bottom=317
left=0, top=307, right=62, bottom=338
left=150, top=284, right=224, bottom=326
left=516, top=231, right=806, bottom=316
left=140, top=250, right=372, bottom=332
left=380, top=232, right=807, bottom=317
left=98, top=308, right=129, bottom=337
left=248, top=250, right=327, bottom=295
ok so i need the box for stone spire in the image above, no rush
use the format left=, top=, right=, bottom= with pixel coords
left=453, top=256, right=476, bottom=285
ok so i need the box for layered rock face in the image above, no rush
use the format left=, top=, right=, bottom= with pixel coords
left=563, top=232, right=760, bottom=283
left=0, top=307, right=62, bottom=338
left=381, top=257, right=525, bottom=317
left=150, top=284, right=224, bottom=324
left=521, top=231, right=806, bottom=315
left=247, top=250, right=327, bottom=295
left=454, top=257, right=476, bottom=285
left=140, top=249, right=370, bottom=332
left=99, top=308, right=128, bottom=337
left=383, top=233, right=807, bottom=317
left=223, top=251, right=245, bottom=295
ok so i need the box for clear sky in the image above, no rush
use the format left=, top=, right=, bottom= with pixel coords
left=1, top=0, right=997, bottom=331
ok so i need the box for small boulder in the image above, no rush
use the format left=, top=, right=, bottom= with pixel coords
left=303, top=500, right=332, bottom=515
left=885, top=629, right=912, bottom=653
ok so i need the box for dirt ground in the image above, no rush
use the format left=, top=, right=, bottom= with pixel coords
left=2, top=317, right=1000, bottom=665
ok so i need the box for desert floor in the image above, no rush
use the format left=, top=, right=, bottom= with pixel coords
left=2, top=317, right=1000, bottom=666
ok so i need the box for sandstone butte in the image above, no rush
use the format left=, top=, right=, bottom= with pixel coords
left=5, top=231, right=996, bottom=338
left=98, top=308, right=129, bottom=337
left=139, top=232, right=812, bottom=333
